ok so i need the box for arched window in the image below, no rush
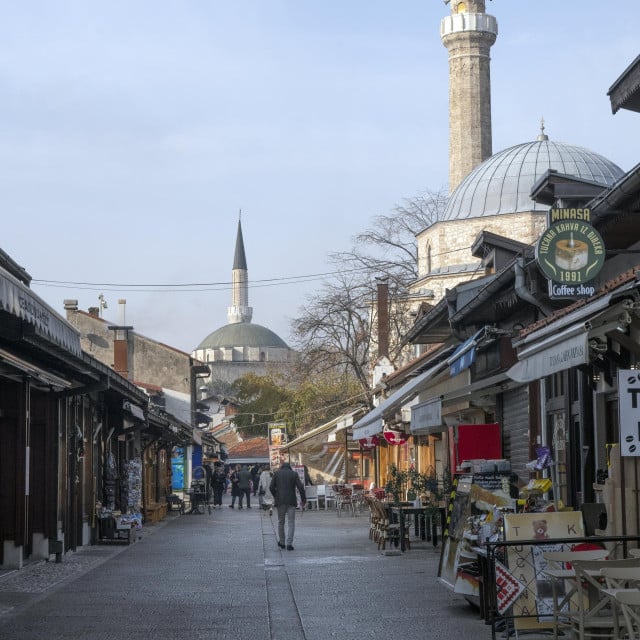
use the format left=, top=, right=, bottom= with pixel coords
left=426, top=243, right=432, bottom=274
left=260, top=351, right=266, bottom=362
left=455, top=2, right=467, bottom=14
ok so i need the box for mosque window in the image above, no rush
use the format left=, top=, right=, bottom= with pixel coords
left=260, top=351, right=266, bottom=362
left=455, top=2, right=466, bottom=13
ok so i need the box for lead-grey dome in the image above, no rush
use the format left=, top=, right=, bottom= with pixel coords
left=196, top=322, right=289, bottom=350
left=443, top=138, right=624, bottom=221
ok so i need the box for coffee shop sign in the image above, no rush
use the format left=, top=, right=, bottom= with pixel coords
left=536, top=208, right=605, bottom=299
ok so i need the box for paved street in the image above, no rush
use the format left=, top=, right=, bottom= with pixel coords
left=0, top=499, right=491, bottom=640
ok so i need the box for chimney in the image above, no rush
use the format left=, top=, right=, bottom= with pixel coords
left=88, top=307, right=100, bottom=318
left=376, top=278, right=390, bottom=359
left=108, top=299, right=133, bottom=379
left=64, top=299, right=78, bottom=311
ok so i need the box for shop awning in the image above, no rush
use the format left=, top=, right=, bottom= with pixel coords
left=447, top=327, right=485, bottom=376
left=284, top=409, right=364, bottom=450
left=123, top=400, right=146, bottom=421
left=507, top=293, right=636, bottom=384
left=507, top=325, right=588, bottom=383
left=0, top=268, right=82, bottom=357
left=352, top=359, right=449, bottom=440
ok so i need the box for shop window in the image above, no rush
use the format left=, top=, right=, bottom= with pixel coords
left=547, top=411, right=569, bottom=507
left=546, top=372, right=565, bottom=399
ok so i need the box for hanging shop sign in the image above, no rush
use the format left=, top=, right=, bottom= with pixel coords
left=359, top=436, right=379, bottom=449
left=383, top=426, right=408, bottom=446
left=618, top=369, right=640, bottom=457
left=268, top=422, right=288, bottom=447
left=536, top=208, right=605, bottom=298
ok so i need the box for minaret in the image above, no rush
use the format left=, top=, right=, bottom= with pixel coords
left=227, top=215, right=253, bottom=324
left=441, top=1, right=498, bottom=193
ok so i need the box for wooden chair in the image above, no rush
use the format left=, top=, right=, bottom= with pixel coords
left=371, top=499, right=410, bottom=551
left=543, top=549, right=610, bottom=640
left=609, top=590, right=640, bottom=640
left=569, top=559, right=628, bottom=640
left=601, top=566, right=640, bottom=640
left=363, top=495, right=379, bottom=542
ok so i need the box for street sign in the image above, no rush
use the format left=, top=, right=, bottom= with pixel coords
left=618, top=370, right=640, bottom=456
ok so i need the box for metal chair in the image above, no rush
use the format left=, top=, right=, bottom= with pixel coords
left=336, top=487, right=356, bottom=517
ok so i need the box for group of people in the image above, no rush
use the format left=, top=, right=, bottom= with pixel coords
left=205, top=460, right=306, bottom=551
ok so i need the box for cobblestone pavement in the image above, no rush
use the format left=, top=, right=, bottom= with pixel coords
left=0, top=499, right=496, bottom=640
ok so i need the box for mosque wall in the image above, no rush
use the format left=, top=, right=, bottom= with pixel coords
left=206, top=360, right=290, bottom=384
left=193, top=345, right=292, bottom=366
left=416, top=211, right=548, bottom=284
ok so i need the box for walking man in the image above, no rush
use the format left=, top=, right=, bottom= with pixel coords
left=237, top=464, right=252, bottom=509
left=269, top=461, right=306, bottom=551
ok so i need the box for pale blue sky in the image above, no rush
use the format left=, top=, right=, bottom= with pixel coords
left=1, top=1, right=639, bottom=353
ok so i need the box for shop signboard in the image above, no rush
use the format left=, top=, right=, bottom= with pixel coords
left=503, top=511, right=585, bottom=630
left=536, top=208, right=605, bottom=299
left=359, top=436, right=379, bottom=449
left=618, top=369, right=640, bottom=456
left=495, top=561, right=527, bottom=615
left=382, top=425, right=408, bottom=445
left=268, top=422, right=288, bottom=447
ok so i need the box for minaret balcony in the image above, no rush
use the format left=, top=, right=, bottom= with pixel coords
left=440, top=13, right=497, bottom=39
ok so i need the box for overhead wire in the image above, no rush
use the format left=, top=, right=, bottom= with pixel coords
left=30, top=246, right=474, bottom=293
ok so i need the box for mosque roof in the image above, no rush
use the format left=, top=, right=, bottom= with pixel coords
left=195, top=322, right=290, bottom=350
left=442, top=136, right=624, bottom=221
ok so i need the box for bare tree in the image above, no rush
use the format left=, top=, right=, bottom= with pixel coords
left=292, top=189, right=448, bottom=406
left=293, top=271, right=374, bottom=406
left=332, top=189, right=448, bottom=290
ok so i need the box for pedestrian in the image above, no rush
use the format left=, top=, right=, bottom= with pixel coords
left=250, top=463, right=261, bottom=496
left=228, top=464, right=241, bottom=509
left=237, top=464, right=252, bottom=508
left=211, top=461, right=226, bottom=508
left=269, top=461, right=306, bottom=551
left=257, top=465, right=274, bottom=515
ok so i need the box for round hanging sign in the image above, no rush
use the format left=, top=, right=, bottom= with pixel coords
left=536, top=217, right=605, bottom=295
left=383, top=426, right=408, bottom=446
left=359, top=436, right=379, bottom=449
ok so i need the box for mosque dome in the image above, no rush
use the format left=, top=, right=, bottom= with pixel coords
left=195, top=322, right=289, bottom=351
left=442, top=137, right=624, bottom=221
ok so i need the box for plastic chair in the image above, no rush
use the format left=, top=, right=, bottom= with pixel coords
left=317, top=485, right=337, bottom=510
left=305, top=485, right=319, bottom=510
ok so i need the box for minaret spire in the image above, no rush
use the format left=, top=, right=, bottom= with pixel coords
left=227, top=212, right=253, bottom=324
left=441, top=1, right=498, bottom=193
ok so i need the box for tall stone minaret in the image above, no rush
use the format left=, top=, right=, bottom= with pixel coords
left=227, top=215, right=253, bottom=324
left=441, top=1, right=498, bottom=193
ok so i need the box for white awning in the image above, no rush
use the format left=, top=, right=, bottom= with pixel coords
left=352, top=359, right=449, bottom=440
left=507, top=324, right=588, bottom=383
left=507, top=295, right=636, bottom=384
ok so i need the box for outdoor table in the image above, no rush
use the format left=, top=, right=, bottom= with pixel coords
left=388, top=504, right=431, bottom=552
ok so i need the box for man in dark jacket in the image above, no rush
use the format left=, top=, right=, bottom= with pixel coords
left=269, top=461, right=306, bottom=551
left=237, top=465, right=253, bottom=509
